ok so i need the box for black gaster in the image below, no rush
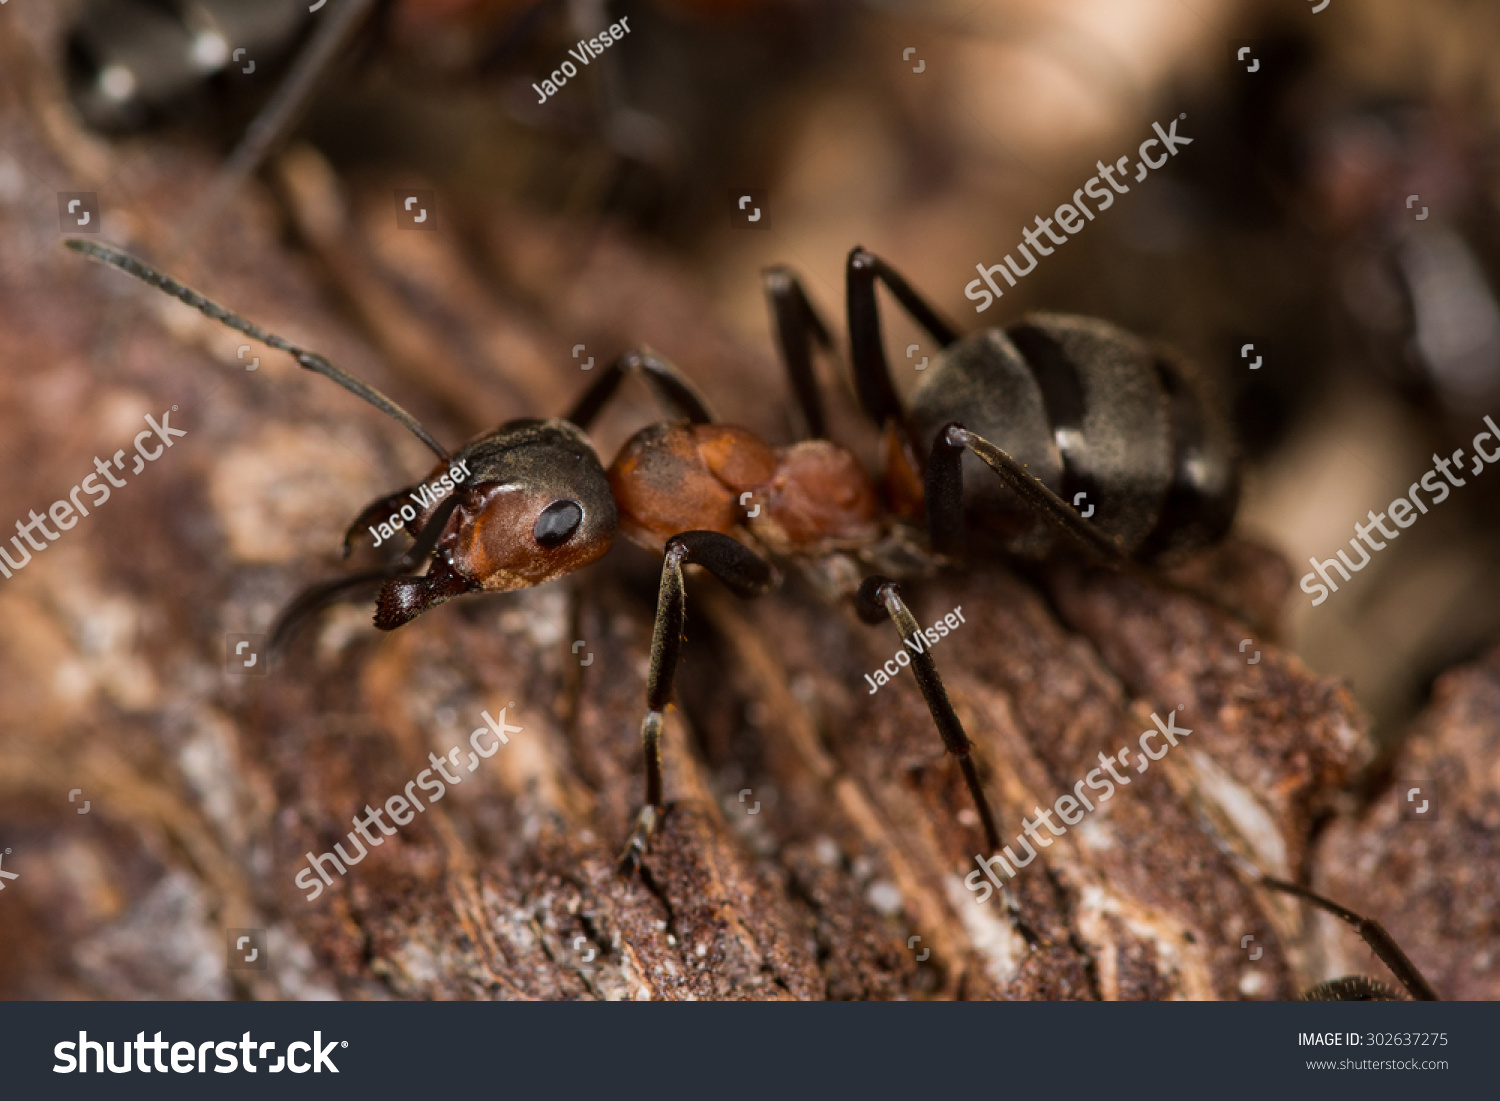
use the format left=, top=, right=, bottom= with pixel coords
left=1137, top=350, right=1242, bottom=561
left=1004, top=314, right=1173, bottom=558
left=906, top=329, right=1064, bottom=557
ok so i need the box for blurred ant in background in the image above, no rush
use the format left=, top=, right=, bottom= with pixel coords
left=63, top=0, right=851, bottom=235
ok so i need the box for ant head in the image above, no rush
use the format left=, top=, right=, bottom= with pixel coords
left=376, top=420, right=617, bottom=628
left=62, top=243, right=624, bottom=633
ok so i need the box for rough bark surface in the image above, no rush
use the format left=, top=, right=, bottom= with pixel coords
left=1313, top=646, right=1500, bottom=1001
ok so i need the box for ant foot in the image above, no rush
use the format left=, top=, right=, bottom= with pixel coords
left=617, top=805, right=659, bottom=875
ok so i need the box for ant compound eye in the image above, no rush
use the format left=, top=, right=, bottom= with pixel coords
left=534, top=499, right=584, bottom=547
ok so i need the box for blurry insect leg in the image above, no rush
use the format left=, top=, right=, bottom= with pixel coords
left=761, top=266, right=834, bottom=439
left=175, top=0, right=380, bottom=247
left=1261, top=876, right=1439, bottom=1001
left=565, top=349, right=716, bottom=430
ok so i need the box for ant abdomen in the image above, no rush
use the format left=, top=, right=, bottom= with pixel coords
left=907, top=313, right=1240, bottom=561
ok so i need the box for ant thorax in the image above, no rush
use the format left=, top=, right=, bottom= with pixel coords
left=607, top=422, right=882, bottom=561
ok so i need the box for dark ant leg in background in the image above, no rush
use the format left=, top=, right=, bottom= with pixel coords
left=854, top=576, right=1001, bottom=855
left=619, top=530, right=776, bottom=874
left=845, top=245, right=959, bottom=431
left=565, top=349, right=717, bottom=429
left=761, top=266, right=834, bottom=439
left=1261, top=875, right=1440, bottom=1001
left=925, top=422, right=1129, bottom=564
left=176, top=0, right=381, bottom=247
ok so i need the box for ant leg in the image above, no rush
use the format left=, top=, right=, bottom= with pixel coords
left=565, top=349, right=716, bottom=430
left=845, top=246, right=960, bottom=431
left=762, top=266, right=833, bottom=439
left=1261, top=876, right=1440, bottom=1001
left=854, top=575, right=1001, bottom=855
left=340, top=483, right=426, bottom=558
left=619, top=531, right=776, bottom=874
left=271, top=493, right=470, bottom=653
left=926, top=422, right=1129, bottom=564
left=174, top=0, right=379, bottom=246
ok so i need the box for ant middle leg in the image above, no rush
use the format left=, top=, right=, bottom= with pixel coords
left=619, top=530, right=777, bottom=874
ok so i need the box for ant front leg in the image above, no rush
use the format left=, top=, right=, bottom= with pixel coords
left=619, top=531, right=777, bottom=875
left=271, top=494, right=470, bottom=655
left=340, top=482, right=428, bottom=558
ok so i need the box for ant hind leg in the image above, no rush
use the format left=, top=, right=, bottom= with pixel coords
left=854, top=575, right=1000, bottom=853
left=1261, top=875, right=1440, bottom=1001
left=925, top=422, right=1130, bottom=564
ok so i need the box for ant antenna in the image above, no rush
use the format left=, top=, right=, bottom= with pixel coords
left=66, top=239, right=449, bottom=461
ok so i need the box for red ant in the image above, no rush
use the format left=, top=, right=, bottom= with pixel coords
left=66, top=238, right=1437, bottom=1001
